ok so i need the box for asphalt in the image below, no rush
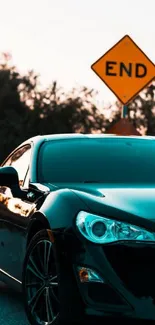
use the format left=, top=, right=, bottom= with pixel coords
left=0, top=281, right=152, bottom=325
left=0, top=281, right=29, bottom=325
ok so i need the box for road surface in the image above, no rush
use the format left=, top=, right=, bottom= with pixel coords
left=0, top=281, right=152, bottom=325
left=0, top=281, right=29, bottom=325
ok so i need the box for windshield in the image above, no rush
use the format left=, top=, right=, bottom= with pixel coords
left=38, top=138, right=155, bottom=184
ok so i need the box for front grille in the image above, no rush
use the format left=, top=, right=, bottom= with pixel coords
left=103, top=244, right=155, bottom=299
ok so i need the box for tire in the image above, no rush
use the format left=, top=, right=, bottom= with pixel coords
left=22, top=229, right=83, bottom=325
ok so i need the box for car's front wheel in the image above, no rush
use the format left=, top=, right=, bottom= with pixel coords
left=22, top=229, right=84, bottom=325
left=22, top=230, right=62, bottom=325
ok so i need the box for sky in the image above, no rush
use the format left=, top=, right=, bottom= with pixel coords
left=0, top=0, right=155, bottom=105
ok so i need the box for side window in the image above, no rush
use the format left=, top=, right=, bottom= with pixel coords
left=3, top=145, right=31, bottom=188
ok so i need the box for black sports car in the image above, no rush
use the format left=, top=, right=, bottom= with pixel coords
left=1, top=134, right=155, bottom=324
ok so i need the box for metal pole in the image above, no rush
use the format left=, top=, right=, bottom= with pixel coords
left=121, top=105, right=128, bottom=118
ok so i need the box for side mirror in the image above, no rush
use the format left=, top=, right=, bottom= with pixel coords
left=0, top=166, right=21, bottom=196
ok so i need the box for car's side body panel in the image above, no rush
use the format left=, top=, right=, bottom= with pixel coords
left=0, top=192, right=37, bottom=282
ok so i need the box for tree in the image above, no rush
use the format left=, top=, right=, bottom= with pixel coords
left=104, top=83, right=155, bottom=136
left=127, top=84, right=155, bottom=135
left=0, top=53, right=110, bottom=163
left=3, top=51, right=155, bottom=166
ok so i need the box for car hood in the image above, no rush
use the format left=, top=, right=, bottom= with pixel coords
left=46, top=182, right=155, bottom=228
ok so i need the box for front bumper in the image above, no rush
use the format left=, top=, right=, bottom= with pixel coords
left=73, top=241, right=155, bottom=320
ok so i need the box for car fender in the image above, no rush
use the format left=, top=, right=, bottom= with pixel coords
left=39, top=188, right=88, bottom=230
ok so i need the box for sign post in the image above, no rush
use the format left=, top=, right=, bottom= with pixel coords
left=121, top=105, right=128, bottom=119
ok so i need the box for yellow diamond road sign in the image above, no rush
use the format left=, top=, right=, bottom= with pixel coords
left=91, top=35, right=155, bottom=104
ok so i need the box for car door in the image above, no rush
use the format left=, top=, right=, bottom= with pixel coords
left=0, top=144, right=34, bottom=282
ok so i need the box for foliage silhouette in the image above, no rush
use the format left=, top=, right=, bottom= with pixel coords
left=0, top=54, right=111, bottom=162
left=0, top=52, right=155, bottom=163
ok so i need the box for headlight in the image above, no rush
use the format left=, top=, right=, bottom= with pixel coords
left=76, top=211, right=155, bottom=244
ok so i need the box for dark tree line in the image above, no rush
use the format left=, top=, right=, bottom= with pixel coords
left=0, top=53, right=155, bottom=163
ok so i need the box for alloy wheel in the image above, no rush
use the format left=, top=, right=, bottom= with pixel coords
left=24, top=239, right=59, bottom=325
